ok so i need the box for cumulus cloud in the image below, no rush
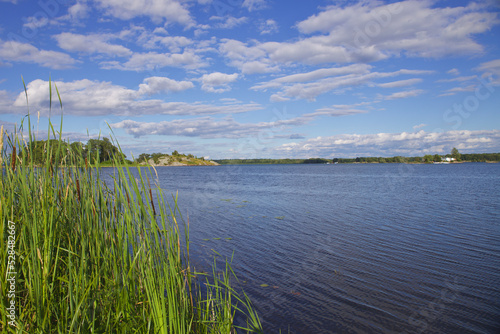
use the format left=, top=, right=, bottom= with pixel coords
left=242, top=0, right=267, bottom=12
left=137, top=77, right=194, bottom=95
left=380, top=89, right=424, bottom=100
left=304, top=107, right=369, bottom=118
left=297, top=1, right=499, bottom=58
left=100, top=51, right=207, bottom=71
left=275, top=130, right=500, bottom=157
left=253, top=64, right=372, bottom=90
left=209, top=16, right=248, bottom=29
left=8, top=79, right=261, bottom=116
left=476, top=59, right=500, bottom=85
left=378, top=78, right=422, bottom=88
left=254, top=67, right=432, bottom=101
left=220, top=1, right=499, bottom=72
left=23, top=15, right=50, bottom=30
left=440, top=85, right=476, bottom=96
left=94, top=0, right=194, bottom=26
left=437, top=75, right=477, bottom=83
left=54, top=33, right=132, bottom=57
left=219, top=39, right=277, bottom=74
left=142, top=35, right=193, bottom=52
left=270, top=94, right=290, bottom=102
left=112, top=114, right=309, bottom=139
left=55, top=1, right=90, bottom=23
left=0, top=40, right=76, bottom=69
left=199, top=72, right=239, bottom=93
left=258, top=19, right=278, bottom=34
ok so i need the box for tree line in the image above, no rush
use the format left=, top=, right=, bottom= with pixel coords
left=24, top=137, right=126, bottom=165
left=216, top=148, right=500, bottom=165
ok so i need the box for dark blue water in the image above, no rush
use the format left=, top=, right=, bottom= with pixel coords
left=104, top=163, right=500, bottom=333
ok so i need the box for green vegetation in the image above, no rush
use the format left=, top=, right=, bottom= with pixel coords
left=459, top=152, right=500, bottom=162
left=0, top=83, right=261, bottom=333
left=136, top=152, right=215, bottom=166
left=24, top=137, right=128, bottom=166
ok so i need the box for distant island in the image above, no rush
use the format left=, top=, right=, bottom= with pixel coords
left=136, top=151, right=219, bottom=166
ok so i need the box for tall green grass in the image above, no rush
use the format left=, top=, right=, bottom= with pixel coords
left=0, top=81, right=262, bottom=333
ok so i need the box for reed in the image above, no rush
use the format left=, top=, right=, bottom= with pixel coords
left=0, top=81, right=262, bottom=333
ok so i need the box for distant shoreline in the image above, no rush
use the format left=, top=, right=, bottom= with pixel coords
left=214, top=160, right=499, bottom=165
left=214, top=153, right=500, bottom=165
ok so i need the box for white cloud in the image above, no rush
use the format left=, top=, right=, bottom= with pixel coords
left=141, top=35, right=193, bottom=52
left=477, top=59, right=500, bottom=73
left=0, top=40, right=76, bottom=69
left=8, top=79, right=261, bottom=116
left=199, top=72, right=238, bottom=93
left=476, top=59, right=500, bottom=85
left=54, top=33, right=132, bottom=57
left=304, top=106, right=369, bottom=118
left=94, top=0, right=194, bottom=26
left=112, top=114, right=308, bottom=139
left=380, top=89, right=424, bottom=100
left=209, top=16, right=248, bottom=29
left=296, top=1, right=499, bottom=58
left=270, top=94, right=290, bottom=102
left=437, top=75, right=477, bottom=83
left=23, top=15, right=50, bottom=30
left=378, top=78, right=422, bottom=88
left=275, top=130, right=500, bottom=157
left=252, top=64, right=372, bottom=90
left=448, top=68, right=460, bottom=76
left=242, top=0, right=267, bottom=12
left=55, top=1, right=90, bottom=23
left=100, top=51, right=207, bottom=71
left=138, top=77, right=194, bottom=95
left=219, top=39, right=271, bottom=73
left=253, top=68, right=432, bottom=101
left=259, top=19, right=278, bottom=35
left=68, top=1, right=90, bottom=20
left=413, top=123, right=428, bottom=129
left=441, top=85, right=476, bottom=96
left=220, top=1, right=499, bottom=72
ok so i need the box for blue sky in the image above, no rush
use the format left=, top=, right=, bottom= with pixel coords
left=1, top=0, right=499, bottom=159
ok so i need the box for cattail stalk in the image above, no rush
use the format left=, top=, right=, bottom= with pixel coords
left=149, top=187, right=156, bottom=216
left=0, top=125, right=3, bottom=167
left=147, top=176, right=156, bottom=216
left=76, top=178, right=81, bottom=202
left=11, top=146, right=16, bottom=171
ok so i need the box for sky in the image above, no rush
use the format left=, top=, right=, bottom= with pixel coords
left=0, top=0, right=500, bottom=160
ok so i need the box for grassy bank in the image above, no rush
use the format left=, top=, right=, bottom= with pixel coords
left=0, top=90, right=261, bottom=333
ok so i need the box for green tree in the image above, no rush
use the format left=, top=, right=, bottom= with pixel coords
left=86, top=138, right=123, bottom=163
left=451, top=147, right=461, bottom=161
left=137, top=153, right=151, bottom=163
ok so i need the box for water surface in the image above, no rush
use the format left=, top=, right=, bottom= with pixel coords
left=104, top=163, right=500, bottom=333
